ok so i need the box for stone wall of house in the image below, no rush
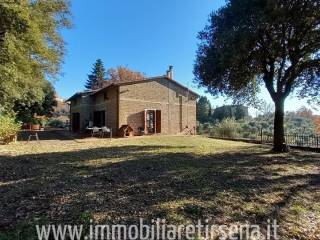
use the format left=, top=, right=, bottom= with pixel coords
left=118, top=78, right=197, bottom=135
left=104, top=87, right=118, bottom=132
left=70, top=87, right=118, bottom=133
left=70, top=93, right=93, bottom=131
left=70, top=78, right=197, bottom=135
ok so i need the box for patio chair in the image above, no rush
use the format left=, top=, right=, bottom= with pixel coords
left=138, top=127, right=145, bottom=135
left=91, top=127, right=100, bottom=137
left=101, top=126, right=112, bottom=139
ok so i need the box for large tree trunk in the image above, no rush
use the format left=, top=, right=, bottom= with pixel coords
left=273, top=98, right=288, bottom=152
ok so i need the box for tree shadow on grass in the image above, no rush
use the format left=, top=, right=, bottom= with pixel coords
left=0, top=144, right=319, bottom=239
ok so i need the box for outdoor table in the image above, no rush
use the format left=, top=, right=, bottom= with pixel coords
left=19, top=129, right=44, bottom=142
left=86, top=127, right=102, bottom=130
left=86, top=127, right=112, bottom=139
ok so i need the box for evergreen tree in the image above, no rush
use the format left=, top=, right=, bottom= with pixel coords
left=212, top=105, right=249, bottom=121
left=85, top=59, right=106, bottom=90
left=196, top=96, right=212, bottom=123
left=194, top=0, right=320, bottom=152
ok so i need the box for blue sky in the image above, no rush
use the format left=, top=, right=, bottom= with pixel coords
left=56, top=0, right=319, bottom=115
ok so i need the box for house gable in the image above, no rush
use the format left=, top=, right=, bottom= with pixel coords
left=118, top=77, right=197, bottom=135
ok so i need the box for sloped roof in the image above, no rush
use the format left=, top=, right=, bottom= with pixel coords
left=67, top=76, right=199, bottom=101
left=66, top=89, right=97, bottom=101
left=93, top=76, right=199, bottom=97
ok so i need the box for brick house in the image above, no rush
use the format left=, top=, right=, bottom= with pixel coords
left=67, top=67, right=198, bottom=136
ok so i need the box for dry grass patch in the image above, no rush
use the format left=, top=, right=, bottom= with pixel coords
left=0, top=135, right=319, bottom=239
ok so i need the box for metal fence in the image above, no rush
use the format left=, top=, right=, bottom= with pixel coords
left=259, top=133, right=320, bottom=148
left=208, top=130, right=320, bottom=149
left=284, top=134, right=320, bottom=148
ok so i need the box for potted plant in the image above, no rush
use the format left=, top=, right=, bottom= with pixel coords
left=38, top=116, right=48, bottom=130
left=20, top=115, right=33, bottom=130
left=31, top=118, right=41, bottom=131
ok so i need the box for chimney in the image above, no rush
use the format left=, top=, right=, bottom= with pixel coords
left=166, top=65, right=174, bottom=79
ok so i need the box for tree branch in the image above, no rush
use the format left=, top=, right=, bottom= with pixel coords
left=277, top=24, right=289, bottom=92
left=263, top=59, right=277, bottom=102
left=284, top=58, right=320, bottom=97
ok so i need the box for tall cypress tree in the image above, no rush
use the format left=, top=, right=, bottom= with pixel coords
left=85, top=59, right=106, bottom=90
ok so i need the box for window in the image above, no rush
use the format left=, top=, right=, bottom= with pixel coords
left=104, top=92, right=108, bottom=100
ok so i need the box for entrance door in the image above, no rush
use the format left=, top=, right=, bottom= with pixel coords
left=145, top=110, right=155, bottom=134
left=93, top=111, right=105, bottom=127
left=72, top=113, right=80, bottom=132
left=144, top=110, right=161, bottom=134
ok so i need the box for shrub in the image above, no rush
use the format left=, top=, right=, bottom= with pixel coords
left=36, top=116, right=48, bottom=127
left=197, top=122, right=214, bottom=135
left=47, top=118, right=64, bottom=128
left=39, top=119, right=47, bottom=127
left=31, top=118, right=40, bottom=125
left=0, top=115, right=22, bottom=144
left=213, top=118, right=238, bottom=138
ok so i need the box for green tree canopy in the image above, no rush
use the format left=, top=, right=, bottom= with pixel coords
left=14, top=82, right=57, bottom=122
left=194, top=0, right=320, bottom=151
left=85, top=59, right=106, bottom=90
left=0, top=0, right=71, bottom=112
left=212, top=105, right=249, bottom=121
left=196, top=96, right=212, bottom=123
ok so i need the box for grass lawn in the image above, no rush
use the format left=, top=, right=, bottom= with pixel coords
left=0, top=136, right=319, bottom=239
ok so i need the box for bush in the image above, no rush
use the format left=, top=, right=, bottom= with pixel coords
left=31, top=118, right=40, bottom=125
left=47, top=118, right=65, bottom=128
left=197, top=122, right=214, bottom=135
left=38, top=117, right=48, bottom=127
left=34, top=116, right=48, bottom=127
left=213, top=118, right=238, bottom=138
left=0, top=115, right=21, bottom=144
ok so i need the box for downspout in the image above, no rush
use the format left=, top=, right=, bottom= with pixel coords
left=69, top=102, right=72, bottom=132
left=186, top=88, right=189, bottom=128
left=116, top=86, right=120, bottom=136
left=167, top=79, right=170, bottom=134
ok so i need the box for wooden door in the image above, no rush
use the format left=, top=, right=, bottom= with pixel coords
left=156, top=110, right=161, bottom=133
left=144, top=110, right=147, bottom=134
left=72, top=113, right=80, bottom=132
